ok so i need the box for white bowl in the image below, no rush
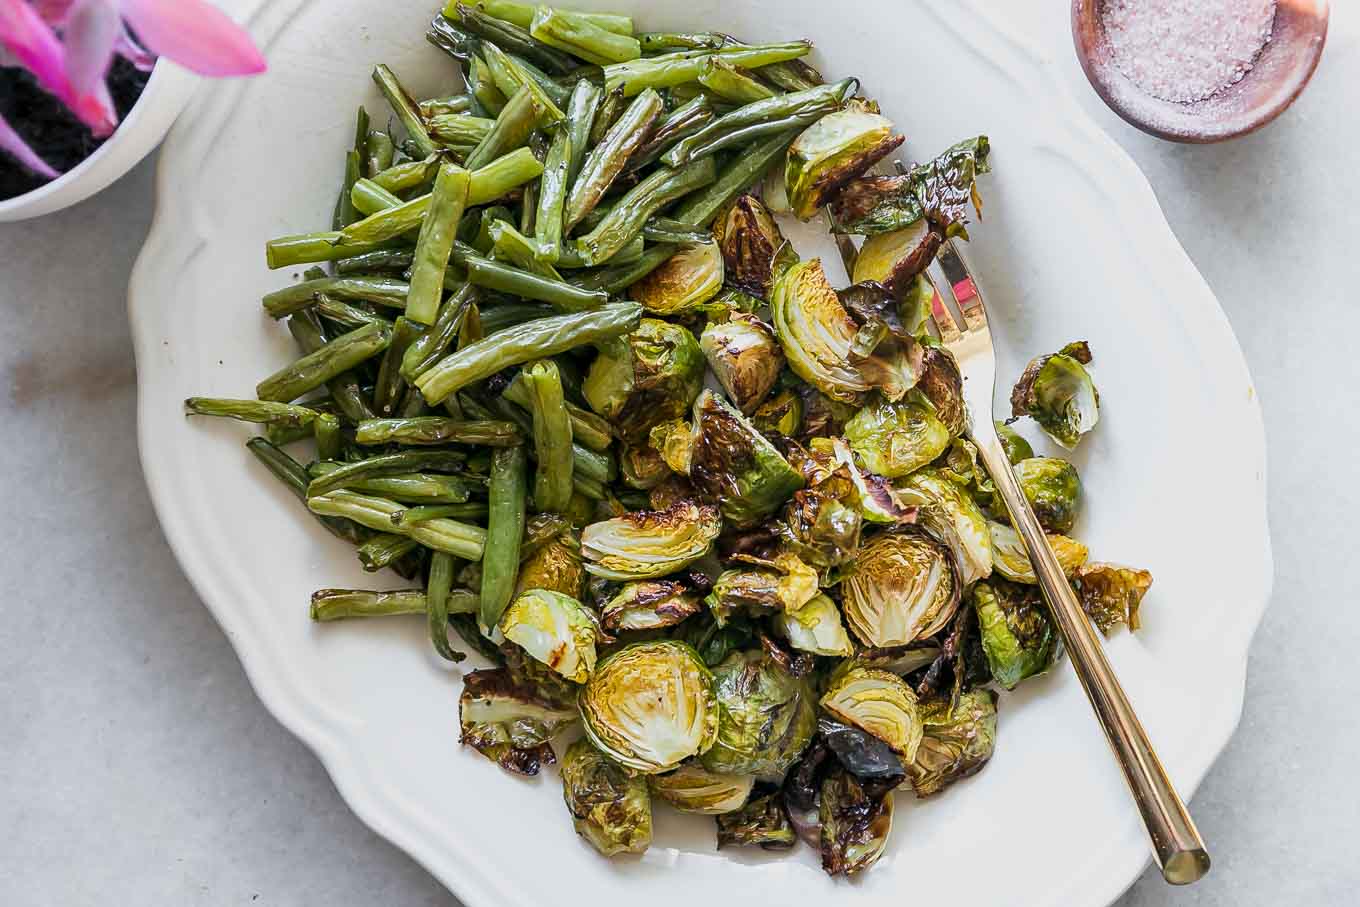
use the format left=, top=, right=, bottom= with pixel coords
left=0, top=59, right=197, bottom=222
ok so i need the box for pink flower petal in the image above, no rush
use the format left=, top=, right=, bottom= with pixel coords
left=62, top=0, right=123, bottom=96
left=118, top=0, right=265, bottom=76
left=114, top=21, right=154, bottom=70
left=0, top=110, right=60, bottom=179
left=32, top=0, right=77, bottom=25
left=0, top=0, right=69, bottom=90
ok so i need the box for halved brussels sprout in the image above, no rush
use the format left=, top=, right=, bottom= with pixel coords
left=844, top=394, right=951, bottom=478
left=1073, top=562, right=1152, bottom=634
left=1011, top=456, right=1083, bottom=534
left=820, top=768, right=894, bottom=876
left=828, top=135, right=991, bottom=237
left=997, top=421, right=1034, bottom=464
left=751, top=388, right=803, bottom=437
left=711, top=193, right=798, bottom=297
left=972, top=578, right=1057, bottom=690
left=700, top=314, right=785, bottom=415
left=851, top=218, right=942, bottom=292
left=648, top=761, right=754, bottom=815
left=776, top=592, right=854, bottom=657
left=561, top=738, right=653, bottom=856
left=769, top=259, right=870, bottom=404
left=852, top=641, right=941, bottom=677
left=581, top=500, right=722, bottom=580
left=989, top=521, right=1089, bottom=584
left=716, top=793, right=797, bottom=850
left=705, top=551, right=820, bottom=625
left=702, top=650, right=817, bottom=778
left=819, top=666, right=923, bottom=759
left=499, top=588, right=600, bottom=683
left=515, top=529, right=585, bottom=599
left=842, top=530, right=959, bottom=648
left=1010, top=341, right=1100, bottom=450
left=762, top=154, right=791, bottom=214
left=584, top=318, right=705, bottom=444
left=459, top=668, right=578, bottom=776
left=907, top=688, right=998, bottom=797
left=785, top=109, right=905, bottom=220
left=618, top=442, right=671, bottom=491
left=629, top=242, right=724, bottom=316
left=916, top=343, right=967, bottom=437
left=897, top=468, right=994, bottom=585
left=689, top=389, right=804, bottom=528
left=601, top=580, right=702, bottom=631
left=579, top=639, right=719, bottom=773
left=779, top=488, right=863, bottom=571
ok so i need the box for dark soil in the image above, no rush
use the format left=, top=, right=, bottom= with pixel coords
left=0, top=56, right=151, bottom=201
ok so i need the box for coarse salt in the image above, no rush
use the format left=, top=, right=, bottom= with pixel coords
left=1101, top=0, right=1277, bottom=103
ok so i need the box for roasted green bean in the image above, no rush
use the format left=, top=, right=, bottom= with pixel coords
left=521, top=360, right=574, bottom=513
left=257, top=321, right=392, bottom=403
left=529, top=6, right=640, bottom=65
left=308, top=450, right=468, bottom=497
left=309, top=489, right=486, bottom=559
left=564, top=88, right=662, bottom=230
left=184, top=398, right=320, bottom=428
left=573, top=157, right=715, bottom=265
left=355, top=418, right=523, bottom=447
left=480, top=445, right=527, bottom=631
left=372, top=64, right=438, bottom=159
left=406, top=162, right=470, bottom=325
left=603, top=41, right=811, bottom=96
left=662, top=78, right=853, bottom=167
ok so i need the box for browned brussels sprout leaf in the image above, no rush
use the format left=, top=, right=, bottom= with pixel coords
left=786, top=110, right=905, bottom=220
left=711, top=193, right=798, bottom=297
left=705, top=551, right=820, bottom=625
left=972, top=578, right=1058, bottom=690
left=819, top=768, right=894, bottom=876
left=601, top=579, right=703, bottom=631
left=619, top=442, right=672, bottom=491
left=649, top=761, right=754, bottom=815
left=828, top=135, right=991, bottom=238
left=817, top=718, right=906, bottom=782
left=778, top=487, right=863, bottom=571
left=917, top=342, right=968, bottom=437
left=1010, top=342, right=1100, bottom=450
left=851, top=219, right=943, bottom=293
left=689, top=389, right=804, bottom=528
left=561, top=738, right=653, bottom=856
left=1073, top=562, right=1152, bottom=634
left=907, top=688, right=998, bottom=797
left=751, top=388, right=803, bottom=437
left=678, top=612, right=758, bottom=667
left=459, top=668, right=577, bottom=776
left=515, top=526, right=585, bottom=599
left=716, top=793, right=798, bottom=850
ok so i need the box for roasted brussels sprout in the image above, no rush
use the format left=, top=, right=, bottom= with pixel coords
left=579, top=639, right=719, bottom=773
left=1013, top=456, right=1082, bottom=534
left=1010, top=341, right=1100, bottom=450
left=850, top=218, right=942, bottom=292
left=751, top=388, right=803, bottom=437
left=629, top=241, right=724, bottom=315
left=706, top=551, right=820, bottom=624
left=700, top=314, right=784, bottom=415
left=797, top=385, right=858, bottom=440
left=648, top=761, right=755, bottom=815
left=897, top=468, right=993, bottom=585
left=916, top=342, right=967, bottom=437
left=581, top=499, right=722, bottom=580
left=711, top=193, right=798, bottom=297
left=561, top=738, right=653, bottom=856
left=779, top=488, right=862, bottom=571
left=818, top=717, right=907, bottom=781
left=996, top=421, right=1034, bottom=464
left=618, top=442, right=671, bottom=491
left=459, top=668, right=577, bottom=776
left=688, top=389, right=804, bottom=528
left=989, top=521, right=1088, bottom=584
left=515, top=529, right=585, bottom=599
left=828, top=135, right=991, bottom=237
left=647, top=418, right=693, bottom=476
left=716, top=793, right=797, bottom=850
left=842, top=530, right=959, bottom=648
left=819, top=768, right=894, bottom=876
left=906, top=688, right=998, bottom=797
left=499, top=588, right=600, bottom=683
left=1073, top=562, right=1152, bottom=634
left=678, top=611, right=758, bottom=668
left=852, top=642, right=941, bottom=677
left=844, top=394, right=951, bottom=478
left=819, top=666, right=923, bottom=759
left=825, top=437, right=918, bottom=525
left=785, top=109, right=904, bottom=220
left=702, top=650, right=817, bottom=778
left=776, top=593, right=854, bottom=657
left=584, top=318, right=705, bottom=443
left=770, top=259, right=870, bottom=404
left=601, top=580, right=703, bottom=631
left=972, top=578, right=1057, bottom=690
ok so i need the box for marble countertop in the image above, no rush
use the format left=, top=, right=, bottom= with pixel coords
left=3, top=3, right=1356, bottom=904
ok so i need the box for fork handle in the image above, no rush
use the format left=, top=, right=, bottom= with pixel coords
left=975, top=434, right=1211, bottom=885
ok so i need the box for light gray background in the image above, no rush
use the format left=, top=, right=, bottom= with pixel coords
left=2, top=3, right=1355, bottom=904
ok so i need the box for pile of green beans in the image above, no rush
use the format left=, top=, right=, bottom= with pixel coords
left=189, top=2, right=830, bottom=663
